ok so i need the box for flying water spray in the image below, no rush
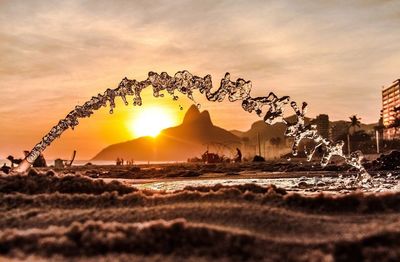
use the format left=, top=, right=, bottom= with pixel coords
left=13, top=70, right=368, bottom=179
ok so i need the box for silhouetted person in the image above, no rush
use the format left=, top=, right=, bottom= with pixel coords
left=235, top=148, right=242, bottom=163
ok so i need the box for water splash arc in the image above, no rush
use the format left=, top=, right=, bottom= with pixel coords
left=14, top=71, right=366, bottom=174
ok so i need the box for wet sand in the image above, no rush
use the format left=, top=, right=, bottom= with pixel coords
left=0, top=163, right=399, bottom=261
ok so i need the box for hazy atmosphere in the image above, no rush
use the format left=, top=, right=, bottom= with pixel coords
left=1, top=1, right=400, bottom=261
left=1, top=0, right=400, bottom=159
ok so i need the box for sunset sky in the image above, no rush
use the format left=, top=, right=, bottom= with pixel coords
left=1, top=0, right=400, bottom=160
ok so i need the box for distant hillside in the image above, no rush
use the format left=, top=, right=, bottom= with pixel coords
left=231, top=115, right=311, bottom=143
left=92, top=105, right=241, bottom=161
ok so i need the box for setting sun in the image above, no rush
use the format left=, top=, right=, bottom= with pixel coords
left=129, top=107, right=175, bottom=138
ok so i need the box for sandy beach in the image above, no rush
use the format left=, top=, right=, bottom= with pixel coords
left=0, top=163, right=399, bottom=261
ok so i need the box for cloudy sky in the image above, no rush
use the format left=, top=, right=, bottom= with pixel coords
left=1, top=0, right=399, bottom=159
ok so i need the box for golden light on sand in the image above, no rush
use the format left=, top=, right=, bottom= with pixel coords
left=129, top=106, right=175, bottom=138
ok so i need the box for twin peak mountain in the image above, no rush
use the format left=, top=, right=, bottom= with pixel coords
left=93, top=105, right=241, bottom=161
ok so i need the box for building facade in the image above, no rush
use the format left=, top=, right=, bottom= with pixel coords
left=382, top=79, right=400, bottom=140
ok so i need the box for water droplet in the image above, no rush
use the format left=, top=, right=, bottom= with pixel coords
left=20, top=70, right=367, bottom=178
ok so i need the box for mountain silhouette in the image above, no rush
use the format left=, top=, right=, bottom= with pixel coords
left=92, top=105, right=241, bottom=161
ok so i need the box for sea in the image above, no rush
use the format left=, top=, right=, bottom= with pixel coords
left=0, top=159, right=184, bottom=167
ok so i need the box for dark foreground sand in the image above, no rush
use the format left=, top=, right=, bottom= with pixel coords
left=0, top=165, right=399, bottom=261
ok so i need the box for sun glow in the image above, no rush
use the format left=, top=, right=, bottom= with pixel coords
left=129, top=107, right=175, bottom=138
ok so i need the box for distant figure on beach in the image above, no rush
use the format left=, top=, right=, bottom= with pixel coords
left=116, top=157, right=124, bottom=165
left=234, top=148, right=242, bottom=163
